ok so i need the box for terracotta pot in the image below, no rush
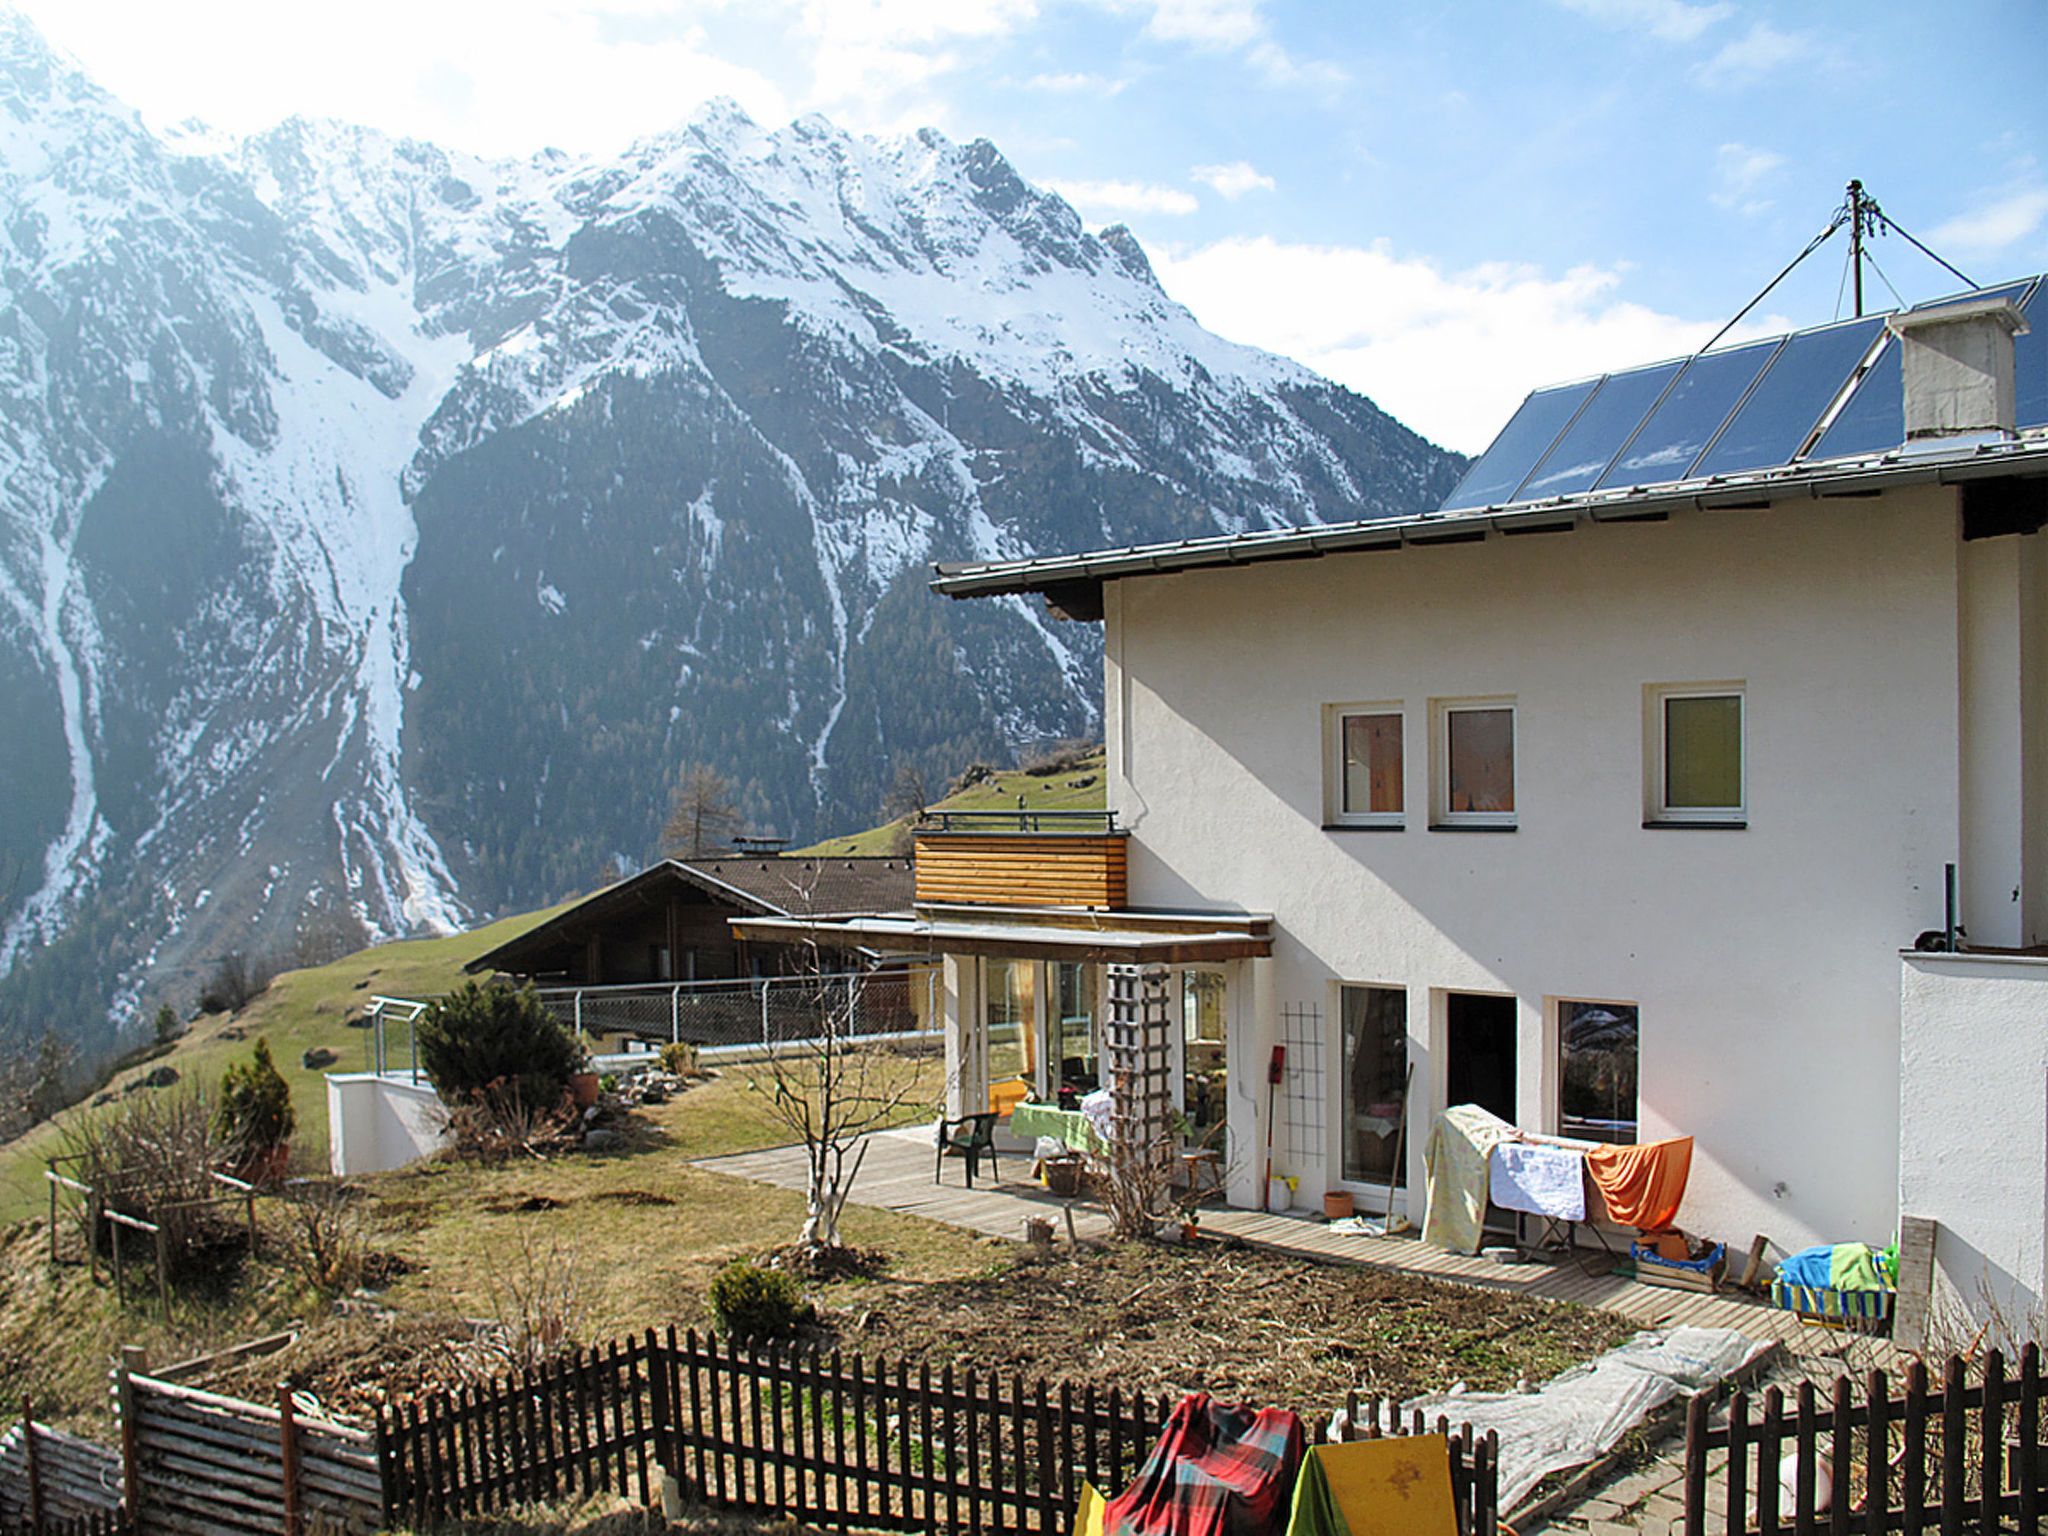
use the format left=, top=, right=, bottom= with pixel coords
left=571, top=1071, right=601, bottom=1107
left=1324, top=1190, right=1355, bottom=1221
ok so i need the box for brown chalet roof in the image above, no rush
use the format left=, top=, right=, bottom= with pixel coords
left=465, top=856, right=916, bottom=976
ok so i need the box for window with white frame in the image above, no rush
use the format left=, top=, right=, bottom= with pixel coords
left=1323, top=704, right=1404, bottom=826
left=1646, top=684, right=1744, bottom=825
left=1432, top=698, right=1516, bottom=827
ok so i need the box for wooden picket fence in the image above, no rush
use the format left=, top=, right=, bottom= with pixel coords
left=0, top=1406, right=123, bottom=1536
left=378, top=1327, right=1503, bottom=1533
left=1684, top=1345, right=2045, bottom=1535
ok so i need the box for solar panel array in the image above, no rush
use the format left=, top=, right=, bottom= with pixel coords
left=1440, top=275, right=2047, bottom=514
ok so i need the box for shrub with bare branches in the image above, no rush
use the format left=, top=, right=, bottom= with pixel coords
left=456, top=1220, right=587, bottom=1379
left=56, top=1087, right=245, bottom=1279
left=442, top=1080, right=578, bottom=1164
left=279, top=1178, right=367, bottom=1296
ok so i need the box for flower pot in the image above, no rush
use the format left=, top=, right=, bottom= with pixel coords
left=1324, top=1190, right=1355, bottom=1221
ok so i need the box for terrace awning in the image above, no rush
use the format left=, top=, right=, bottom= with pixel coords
left=728, top=904, right=1273, bottom=966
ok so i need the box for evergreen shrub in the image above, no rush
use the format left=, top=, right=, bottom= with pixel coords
left=709, top=1259, right=812, bottom=1339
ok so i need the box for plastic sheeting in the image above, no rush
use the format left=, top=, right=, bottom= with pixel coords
left=1385, top=1326, right=1765, bottom=1511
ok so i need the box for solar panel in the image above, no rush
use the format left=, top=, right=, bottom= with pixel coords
left=1515, top=360, right=1685, bottom=501
left=1595, top=339, right=1782, bottom=490
left=1811, top=280, right=2039, bottom=461
left=1687, top=315, right=1885, bottom=481
left=2016, top=279, right=2046, bottom=430
left=1439, top=378, right=1599, bottom=511
left=1438, top=276, right=2047, bottom=514
left=1805, top=338, right=1899, bottom=461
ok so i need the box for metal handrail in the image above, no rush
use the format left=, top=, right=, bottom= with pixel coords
left=917, top=808, right=1119, bottom=835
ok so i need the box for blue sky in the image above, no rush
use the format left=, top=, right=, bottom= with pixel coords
left=16, top=0, right=2045, bottom=452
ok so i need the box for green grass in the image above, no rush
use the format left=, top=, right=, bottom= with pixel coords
left=792, top=745, right=1106, bottom=855
left=0, top=902, right=573, bottom=1227
left=0, top=1053, right=986, bottom=1436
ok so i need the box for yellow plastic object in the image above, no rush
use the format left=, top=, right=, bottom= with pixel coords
left=989, top=1076, right=1032, bottom=1119
left=1070, top=1479, right=1107, bottom=1536
left=1289, top=1434, right=1459, bottom=1536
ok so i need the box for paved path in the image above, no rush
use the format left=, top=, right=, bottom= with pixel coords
left=696, top=1128, right=1900, bottom=1531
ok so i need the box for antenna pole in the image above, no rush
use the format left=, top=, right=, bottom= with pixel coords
left=1847, top=179, right=1866, bottom=317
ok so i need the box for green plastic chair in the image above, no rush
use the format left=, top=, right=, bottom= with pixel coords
left=935, top=1112, right=1001, bottom=1187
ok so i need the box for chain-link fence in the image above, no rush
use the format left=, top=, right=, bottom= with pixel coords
left=533, top=969, right=938, bottom=1055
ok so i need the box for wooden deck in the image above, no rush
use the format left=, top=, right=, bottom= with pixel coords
left=694, top=1128, right=1898, bottom=1369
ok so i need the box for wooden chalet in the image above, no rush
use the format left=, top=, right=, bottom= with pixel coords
left=467, top=857, right=916, bottom=987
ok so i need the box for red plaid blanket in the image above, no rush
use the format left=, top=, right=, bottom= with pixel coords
left=1104, top=1392, right=1305, bottom=1536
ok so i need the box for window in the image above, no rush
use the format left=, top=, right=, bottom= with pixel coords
left=1433, top=698, right=1515, bottom=827
left=985, top=958, right=1036, bottom=1088
left=1340, top=986, right=1407, bottom=1186
left=1558, top=1000, right=1638, bottom=1144
left=1647, top=684, right=1744, bottom=825
left=1323, top=704, right=1403, bottom=826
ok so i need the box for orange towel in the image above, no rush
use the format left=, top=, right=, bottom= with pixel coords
left=1585, top=1136, right=1693, bottom=1232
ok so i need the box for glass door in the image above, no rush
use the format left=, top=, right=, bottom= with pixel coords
left=1340, top=986, right=1407, bottom=1187
left=1181, top=970, right=1227, bottom=1144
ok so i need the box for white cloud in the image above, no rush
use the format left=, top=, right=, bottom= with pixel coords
left=1048, top=177, right=1200, bottom=216
left=1099, top=0, right=1344, bottom=90
left=1694, top=21, right=1814, bottom=88
left=1711, top=142, right=1785, bottom=215
left=1148, top=235, right=1764, bottom=454
left=1135, top=0, right=1266, bottom=49
left=8, top=0, right=1050, bottom=153
left=1192, top=160, right=1274, bottom=199
left=1552, top=0, right=1731, bottom=44
left=1929, top=188, right=2048, bottom=258
left=1022, top=70, right=1127, bottom=96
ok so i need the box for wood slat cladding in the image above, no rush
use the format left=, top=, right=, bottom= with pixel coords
left=914, top=834, right=1127, bottom=909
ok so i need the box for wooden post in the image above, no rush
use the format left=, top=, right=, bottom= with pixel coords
left=1867, top=1368, right=1891, bottom=1536
left=1730, top=1388, right=1751, bottom=1536
left=372, top=1404, right=397, bottom=1529
left=1942, top=1354, right=1966, bottom=1536
left=109, top=1218, right=124, bottom=1305
left=152, top=1224, right=170, bottom=1321
left=1983, top=1351, right=2006, bottom=1536
left=278, top=1382, right=303, bottom=1536
left=23, top=1396, right=44, bottom=1536
left=1903, top=1360, right=1928, bottom=1536
left=2020, top=1344, right=2040, bottom=1536
left=1830, top=1374, right=1851, bottom=1536
left=1684, top=1389, right=1711, bottom=1536
left=117, top=1347, right=146, bottom=1535
left=1794, top=1379, right=1816, bottom=1533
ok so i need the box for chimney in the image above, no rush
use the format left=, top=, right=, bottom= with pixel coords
left=1887, top=295, right=2029, bottom=441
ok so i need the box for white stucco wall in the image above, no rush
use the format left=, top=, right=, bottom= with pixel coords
left=1108, top=486, right=1979, bottom=1255
left=1899, top=952, right=2048, bottom=1347
left=327, top=1073, right=450, bottom=1176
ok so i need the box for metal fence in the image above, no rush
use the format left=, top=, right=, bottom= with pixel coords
left=361, top=969, right=941, bottom=1083
left=534, top=969, right=939, bottom=1055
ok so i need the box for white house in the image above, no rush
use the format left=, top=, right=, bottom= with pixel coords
left=747, top=279, right=2048, bottom=1345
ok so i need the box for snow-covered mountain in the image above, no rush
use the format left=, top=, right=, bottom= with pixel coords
left=0, top=13, right=1463, bottom=1049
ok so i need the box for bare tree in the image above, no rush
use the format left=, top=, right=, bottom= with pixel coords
left=882, top=761, right=930, bottom=857
left=881, top=761, right=930, bottom=822
left=662, top=762, right=742, bottom=858
left=749, top=877, right=927, bottom=1255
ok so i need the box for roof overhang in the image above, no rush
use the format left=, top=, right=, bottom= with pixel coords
left=930, top=435, right=2048, bottom=607
left=728, top=904, right=1274, bottom=966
